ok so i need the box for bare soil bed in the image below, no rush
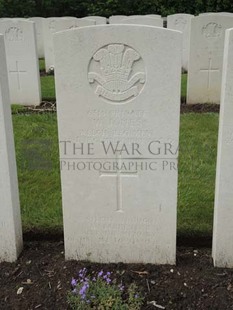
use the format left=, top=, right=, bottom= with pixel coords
left=1, top=242, right=233, bottom=310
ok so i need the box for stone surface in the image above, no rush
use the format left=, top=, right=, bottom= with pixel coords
left=212, top=28, right=233, bottom=268
left=127, top=15, right=161, bottom=19
left=76, top=18, right=96, bottom=27
left=121, top=16, right=163, bottom=27
left=146, top=14, right=161, bottom=18
left=199, top=12, right=233, bottom=16
left=43, top=17, right=95, bottom=72
left=108, top=15, right=127, bottom=24
left=54, top=25, right=181, bottom=264
left=29, top=17, right=45, bottom=58
left=0, top=34, right=23, bottom=262
left=187, top=15, right=233, bottom=104
left=82, top=16, right=107, bottom=25
left=0, top=19, right=41, bottom=105
left=167, top=14, right=193, bottom=71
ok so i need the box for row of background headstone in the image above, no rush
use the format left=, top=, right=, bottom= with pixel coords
left=0, top=15, right=165, bottom=105
left=1, top=22, right=233, bottom=267
left=0, top=13, right=233, bottom=106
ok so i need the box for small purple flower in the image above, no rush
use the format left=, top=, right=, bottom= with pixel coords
left=103, top=271, right=111, bottom=283
left=98, top=270, right=104, bottom=277
left=71, top=278, right=77, bottom=287
left=79, top=281, right=89, bottom=299
left=135, top=294, right=139, bottom=298
left=79, top=268, right=87, bottom=279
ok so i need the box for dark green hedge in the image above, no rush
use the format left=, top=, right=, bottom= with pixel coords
left=1, top=0, right=233, bottom=18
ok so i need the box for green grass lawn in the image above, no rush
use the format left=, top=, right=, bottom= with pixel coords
left=40, top=58, right=56, bottom=100
left=178, top=113, right=218, bottom=237
left=41, top=76, right=56, bottom=100
left=39, top=58, right=45, bottom=71
left=13, top=113, right=62, bottom=231
left=181, top=73, right=187, bottom=100
left=12, top=111, right=219, bottom=237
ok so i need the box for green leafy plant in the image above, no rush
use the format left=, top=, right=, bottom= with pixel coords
left=67, top=268, right=144, bottom=310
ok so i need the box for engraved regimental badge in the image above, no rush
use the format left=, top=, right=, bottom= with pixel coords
left=88, top=44, right=146, bottom=104
left=202, top=23, right=222, bottom=38
left=5, top=27, right=23, bottom=41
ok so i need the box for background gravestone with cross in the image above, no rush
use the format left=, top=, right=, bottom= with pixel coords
left=0, top=19, right=41, bottom=105
left=187, top=14, right=233, bottom=104
left=54, top=25, right=181, bottom=265
left=43, top=17, right=96, bottom=72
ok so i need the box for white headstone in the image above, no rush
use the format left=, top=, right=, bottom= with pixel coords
left=212, top=28, right=233, bottom=268
left=54, top=25, right=181, bottom=264
left=82, top=16, right=107, bottom=25
left=187, top=15, right=233, bottom=104
left=127, top=15, right=145, bottom=18
left=61, top=16, right=77, bottom=19
left=0, top=19, right=41, bottom=105
left=199, top=12, right=233, bottom=16
left=167, top=14, right=194, bottom=71
left=0, top=34, right=23, bottom=262
left=109, top=15, right=127, bottom=24
left=61, top=17, right=97, bottom=26
left=43, top=17, right=95, bottom=72
left=29, top=17, right=45, bottom=58
left=76, top=18, right=96, bottom=27
left=128, top=15, right=161, bottom=19
left=121, top=16, right=163, bottom=27
left=146, top=14, right=161, bottom=18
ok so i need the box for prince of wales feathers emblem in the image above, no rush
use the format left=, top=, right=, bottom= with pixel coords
left=88, top=44, right=146, bottom=102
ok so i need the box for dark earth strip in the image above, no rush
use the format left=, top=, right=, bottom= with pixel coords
left=1, top=242, right=233, bottom=309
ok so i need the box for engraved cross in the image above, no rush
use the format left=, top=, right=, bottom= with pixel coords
left=9, top=61, right=27, bottom=90
left=100, top=153, right=138, bottom=213
left=200, top=58, right=219, bottom=89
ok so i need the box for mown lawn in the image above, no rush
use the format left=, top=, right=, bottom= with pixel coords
left=13, top=113, right=62, bottom=231
left=178, top=113, right=218, bottom=237
left=39, top=58, right=45, bottom=71
left=181, top=73, right=187, bottom=100
left=41, top=76, right=56, bottom=100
